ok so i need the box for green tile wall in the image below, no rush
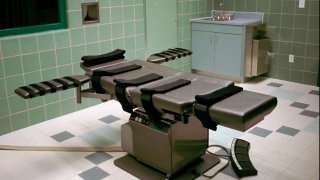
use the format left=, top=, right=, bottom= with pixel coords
left=0, top=0, right=215, bottom=136
left=175, top=0, right=212, bottom=72
left=213, top=0, right=319, bottom=86
left=0, top=0, right=145, bottom=135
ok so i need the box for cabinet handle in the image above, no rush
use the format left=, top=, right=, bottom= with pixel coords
left=216, top=34, right=219, bottom=47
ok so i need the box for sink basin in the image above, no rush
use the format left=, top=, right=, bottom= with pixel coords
left=212, top=11, right=234, bottom=21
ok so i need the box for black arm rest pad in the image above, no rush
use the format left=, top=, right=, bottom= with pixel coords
left=114, top=73, right=163, bottom=87
left=174, top=48, right=192, bottom=55
left=42, top=80, right=64, bottom=91
left=30, top=83, right=51, bottom=96
left=53, top=78, right=75, bottom=90
left=140, top=79, right=191, bottom=95
left=63, top=75, right=90, bottom=86
left=15, top=86, right=40, bottom=99
left=15, top=76, right=89, bottom=99
left=153, top=53, right=170, bottom=61
left=81, top=49, right=126, bottom=67
left=195, top=85, right=243, bottom=106
left=166, top=50, right=182, bottom=58
left=159, top=52, right=176, bottom=60
left=168, top=48, right=187, bottom=56
left=92, top=64, right=142, bottom=77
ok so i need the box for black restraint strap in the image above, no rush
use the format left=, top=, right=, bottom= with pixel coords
left=91, top=64, right=142, bottom=93
left=114, top=73, right=163, bottom=113
left=81, top=49, right=126, bottom=67
left=140, top=79, right=191, bottom=124
left=194, top=85, right=243, bottom=131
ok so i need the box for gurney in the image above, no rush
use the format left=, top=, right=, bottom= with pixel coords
left=15, top=48, right=277, bottom=179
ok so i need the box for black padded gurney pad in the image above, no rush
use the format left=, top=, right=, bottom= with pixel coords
left=129, top=74, right=234, bottom=115
left=92, top=64, right=142, bottom=76
left=91, top=64, right=142, bottom=93
left=140, top=79, right=191, bottom=94
left=98, top=60, right=181, bottom=95
left=128, top=73, right=276, bottom=131
left=114, top=73, right=163, bottom=87
left=195, top=85, right=243, bottom=106
left=81, top=49, right=125, bottom=67
left=208, top=91, right=277, bottom=131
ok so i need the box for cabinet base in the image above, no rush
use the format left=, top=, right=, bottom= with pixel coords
left=192, top=69, right=255, bottom=83
left=114, top=154, right=220, bottom=180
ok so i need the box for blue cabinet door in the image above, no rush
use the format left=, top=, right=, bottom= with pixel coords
left=214, top=33, right=243, bottom=78
left=191, top=31, right=214, bottom=72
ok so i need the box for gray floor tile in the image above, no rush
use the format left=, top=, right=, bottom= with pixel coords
left=248, top=127, right=272, bottom=137
left=300, top=110, right=319, bottom=118
left=290, top=102, right=309, bottom=109
left=276, top=126, right=300, bottom=136
left=79, top=166, right=109, bottom=180
left=50, top=131, right=74, bottom=142
left=80, top=131, right=116, bottom=147
left=95, top=126, right=121, bottom=143
left=99, top=115, right=121, bottom=124
left=267, top=82, right=283, bottom=87
left=269, top=89, right=304, bottom=101
left=85, top=152, right=112, bottom=165
left=308, top=90, right=319, bottom=95
left=304, top=120, right=319, bottom=134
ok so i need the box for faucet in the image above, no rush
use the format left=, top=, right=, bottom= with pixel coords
left=219, top=0, right=225, bottom=14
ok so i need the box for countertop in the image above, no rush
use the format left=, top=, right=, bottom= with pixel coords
left=190, top=11, right=264, bottom=26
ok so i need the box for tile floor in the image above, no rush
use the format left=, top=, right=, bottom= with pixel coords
left=0, top=77, right=318, bottom=180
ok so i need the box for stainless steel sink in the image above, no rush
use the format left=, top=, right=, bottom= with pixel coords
left=190, top=11, right=264, bottom=26
left=212, top=11, right=234, bottom=21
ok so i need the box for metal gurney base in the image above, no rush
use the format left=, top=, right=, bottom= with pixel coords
left=114, top=153, right=220, bottom=180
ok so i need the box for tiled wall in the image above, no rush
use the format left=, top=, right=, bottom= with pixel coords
left=0, top=0, right=212, bottom=136
left=213, top=0, right=319, bottom=86
left=0, top=0, right=145, bottom=135
left=169, top=0, right=212, bottom=72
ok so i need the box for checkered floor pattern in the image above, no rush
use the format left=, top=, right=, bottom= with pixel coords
left=0, top=77, right=318, bottom=180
